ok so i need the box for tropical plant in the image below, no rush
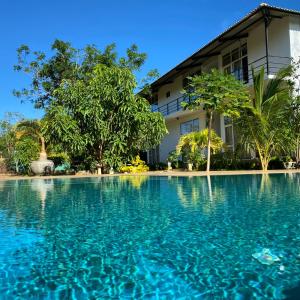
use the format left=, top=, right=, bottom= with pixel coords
left=176, top=129, right=223, bottom=169
left=42, top=64, right=167, bottom=172
left=16, top=120, right=47, bottom=158
left=120, top=156, right=149, bottom=173
left=182, top=69, right=249, bottom=172
left=236, top=66, right=295, bottom=171
left=14, top=136, right=40, bottom=173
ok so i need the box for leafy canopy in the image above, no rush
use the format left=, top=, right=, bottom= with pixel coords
left=43, top=64, right=167, bottom=169
left=14, top=40, right=156, bottom=108
left=182, top=69, right=250, bottom=117
left=182, top=69, right=250, bottom=171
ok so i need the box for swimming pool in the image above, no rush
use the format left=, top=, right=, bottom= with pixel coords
left=0, top=174, right=299, bottom=299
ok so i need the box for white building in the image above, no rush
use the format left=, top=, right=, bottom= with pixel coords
left=148, top=3, right=300, bottom=164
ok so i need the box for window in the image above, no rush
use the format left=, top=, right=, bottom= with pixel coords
left=224, top=116, right=234, bottom=150
left=180, top=119, right=199, bottom=135
left=151, top=95, right=158, bottom=112
left=222, top=44, right=248, bottom=83
left=166, top=91, right=170, bottom=98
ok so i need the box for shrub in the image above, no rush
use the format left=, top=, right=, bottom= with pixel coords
left=120, top=156, right=149, bottom=173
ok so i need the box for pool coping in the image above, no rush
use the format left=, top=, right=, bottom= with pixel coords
left=1, top=169, right=300, bottom=181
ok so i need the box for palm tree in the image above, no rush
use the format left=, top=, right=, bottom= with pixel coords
left=16, top=120, right=47, bottom=159
left=237, top=66, right=294, bottom=171
left=176, top=129, right=223, bottom=170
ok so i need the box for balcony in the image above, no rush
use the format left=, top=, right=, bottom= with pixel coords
left=152, top=95, right=191, bottom=117
left=152, top=55, right=291, bottom=117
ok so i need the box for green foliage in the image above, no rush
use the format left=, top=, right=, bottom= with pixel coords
left=236, top=66, right=295, bottom=170
left=120, top=156, right=149, bottom=173
left=14, top=136, right=40, bottom=174
left=176, top=129, right=223, bottom=169
left=14, top=40, right=156, bottom=109
left=42, top=64, right=167, bottom=171
left=0, top=113, right=24, bottom=171
left=182, top=69, right=250, bottom=118
left=16, top=119, right=45, bottom=153
left=183, top=69, right=250, bottom=171
left=211, top=151, right=261, bottom=170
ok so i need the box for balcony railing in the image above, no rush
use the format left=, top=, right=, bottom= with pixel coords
left=152, top=95, right=191, bottom=116
left=152, top=55, right=292, bottom=117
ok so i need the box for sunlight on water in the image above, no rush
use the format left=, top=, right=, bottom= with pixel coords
left=0, top=174, right=300, bottom=299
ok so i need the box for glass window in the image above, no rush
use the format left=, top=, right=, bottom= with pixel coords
left=224, top=66, right=231, bottom=74
left=241, top=44, right=247, bottom=56
left=222, top=53, right=231, bottom=66
left=242, top=57, right=249, bottom=83
left=225, top=126, right=233, bottom=146
left=180, top=119, right=199, bottom=135
left=222, top=44, right=248, bottom=83
left=231, top=48, right=239, bottom=61
left=224, top=117, right=234, bottom=150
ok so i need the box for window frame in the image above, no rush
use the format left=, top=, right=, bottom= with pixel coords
left=222, top=44, right=248, bottom=83
left=180, top=118, right=200, bottom=135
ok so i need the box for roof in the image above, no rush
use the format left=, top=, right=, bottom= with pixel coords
left=150, top=3, right=300, bottom=92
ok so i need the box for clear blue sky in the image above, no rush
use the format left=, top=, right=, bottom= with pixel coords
left=1, top=0, right=300, bottom=119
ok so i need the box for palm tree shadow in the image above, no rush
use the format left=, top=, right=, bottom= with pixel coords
left=283, top=282, right=300, bottom=300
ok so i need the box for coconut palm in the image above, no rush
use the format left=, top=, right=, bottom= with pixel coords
left=236, top=66, right=294, bottom=171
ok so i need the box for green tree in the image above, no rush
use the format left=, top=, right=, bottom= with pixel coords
left=43, top=64, right=167, bottom=172
left=16, top=120, right=47, bottom=158
left=14, top=40, right=156, bottom=108
left=236, top=66, right=294, bottom=171
left=183, top=69, right=249, bottom=172
left=14, top=136, right=40, bottom=173
left=0, top=113, right=24, bottom=170
left=176, top=129, right=223, bottom=169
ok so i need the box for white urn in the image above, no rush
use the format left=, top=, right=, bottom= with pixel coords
left=30, top=152, right=54, bottom=175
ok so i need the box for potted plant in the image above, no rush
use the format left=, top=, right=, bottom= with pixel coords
left=16, top=120, right=54, bottom=175
left=167, top=150, right=179, bottom=170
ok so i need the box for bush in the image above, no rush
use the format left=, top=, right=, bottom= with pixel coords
left=120, top=156, right=149, bottom=173
left=14, top=137, right=40, bottom=174
left=268, top=157, right=284, bottom=169
left=210, top=151, right=260, bottom=170
left=148, top=162, right=168, bottom=171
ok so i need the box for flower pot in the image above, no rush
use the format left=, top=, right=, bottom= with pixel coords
left=30, top=152, right=54, bottom=175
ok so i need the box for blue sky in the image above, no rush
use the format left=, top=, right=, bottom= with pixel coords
left=1, top=0, right=300, bottom=119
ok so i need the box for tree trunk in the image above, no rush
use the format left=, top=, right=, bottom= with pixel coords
left=297, top=137, right=300, bottom=163
left=98, top=144, right=103, bottom=174
left=40, top=136, right=46, bottom=154
left=39, top=136, right=47, bottom=160
left=206, top=111, right=213, bottom=172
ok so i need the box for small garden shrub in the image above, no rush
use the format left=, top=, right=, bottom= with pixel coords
left=120, top=156, right=149, bottom=173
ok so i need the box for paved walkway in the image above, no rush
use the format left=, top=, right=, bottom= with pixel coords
left=0, top=169, right=300, bottom=181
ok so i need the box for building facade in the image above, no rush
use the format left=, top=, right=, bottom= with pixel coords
left=148, top=3, right=300, bottom=164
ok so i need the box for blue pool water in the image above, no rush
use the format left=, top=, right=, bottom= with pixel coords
left=0, top=174, right=300, bottom=299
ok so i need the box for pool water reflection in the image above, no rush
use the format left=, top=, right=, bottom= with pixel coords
left=0, top=174, right=300, bottom=299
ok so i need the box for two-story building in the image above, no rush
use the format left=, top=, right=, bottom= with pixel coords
left=148, top=3, right=300, bottom=164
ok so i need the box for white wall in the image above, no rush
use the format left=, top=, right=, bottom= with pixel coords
left=157, top=76, right=183, bottom=107
left=248, top=17, right=291, bottom=76
left=159, top=111, right=206, bottom=162
left=290, top=16, right=300, bottom=95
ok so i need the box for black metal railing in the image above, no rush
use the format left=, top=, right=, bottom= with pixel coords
left=247, top=55, right=291, bottom=82
left=152, top=55, right=291, bottom=117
